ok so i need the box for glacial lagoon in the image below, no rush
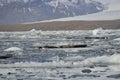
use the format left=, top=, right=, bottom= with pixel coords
left=0, top=28, right=120, bottom=80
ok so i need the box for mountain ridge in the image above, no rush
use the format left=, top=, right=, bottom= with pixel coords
left=0, top=0, right=105, bottom=24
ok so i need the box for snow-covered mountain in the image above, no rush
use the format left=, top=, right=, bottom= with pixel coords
left=0, top=0, right=105, bottom=24
left=43, top=0, right=120, bottom=22
left=94, top=0, right=120, bottom=11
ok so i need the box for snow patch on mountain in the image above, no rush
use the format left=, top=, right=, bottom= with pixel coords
left=95, top=0, right=120, bottom=11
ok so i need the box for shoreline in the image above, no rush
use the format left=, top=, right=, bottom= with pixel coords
left=0, top=20, right=120, bottom=31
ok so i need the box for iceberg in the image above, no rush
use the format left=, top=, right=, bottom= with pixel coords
left=4, top=47, right=22, bottom=52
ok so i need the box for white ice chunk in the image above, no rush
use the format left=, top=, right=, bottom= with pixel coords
left=113, top=38, right=120, bottom=41
left=4, top=47, right=22, bottom=52
left=82, top=54, right=120, bottom=65
left=92, top=28, right=103, bottom=35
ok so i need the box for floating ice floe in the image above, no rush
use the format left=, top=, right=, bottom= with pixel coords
left=3, top=54, right=119, bottom=68
left=0, top=68, right=16, bottom=74
left=29, top=29, right=36, bottom=32
left=82, top=54, right=120, bottom=65
left=0, top=61, right=74, bottom=68
left=113, top=38, right=120, bottom=41
left=4, top=47, right=22, bottom=52
left=92, top=28, right=103, bottom=36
